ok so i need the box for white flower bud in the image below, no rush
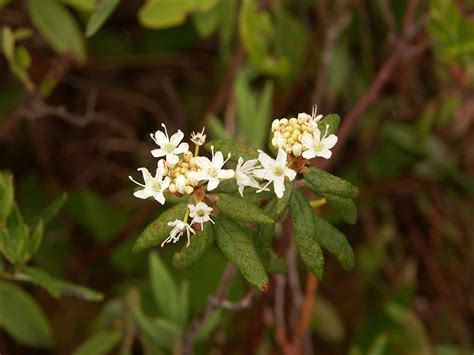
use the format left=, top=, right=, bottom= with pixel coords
left=292, top=143, right=302, bottom=157
left=289, top=117, right=297, bottom=125
left=169, top=183, right=176, bottom=193
left=280, top=118, right=288, bottom=125
left=184, top=186, right=194, bottom=195
left=271, top=119, right=280, bottom=131
left=183, top=151, right=193, bottom=161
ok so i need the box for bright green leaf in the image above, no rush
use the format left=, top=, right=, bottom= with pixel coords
left=305, top=167, right=359, bottom=199
left=0, top=280, right=54, bottom=348
left=173, top=224, right=215, bottom=269
left=138, top=0, right=219, bottom=29
left=72, top=329, right=122, bottom=355
left=276, top=181, right=294, bottom=215
left=213, top=216, right=269, bottom=291
left=207, top=114, right=231, bottom=140
left=289, top=189, right=324, bottom=279
left=0, top=203, right=28, bottom=264
left=205, top=139, right=258, bottom=162
left=313, top=215, right=354, bottom=270
left=192, top=4, right=219, bottom=38
left=215, top=193, right=274, bottom=224
left=0, top=170, right=14, bottom=221
left=133, top=203, right=187, bottom=251
left=62, top=0, right=96, bottom=12
left=86, top=0, right=120, bottom=37
left=27, top=0, right=86, bottom=64
left=24, top=219, right=43, bottom=260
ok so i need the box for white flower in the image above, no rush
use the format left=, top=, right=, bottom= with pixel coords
left=188, top=202, right=214, bottom=229
left=253, top=149, right=297, bottom=198
left=195, top=146, right=235, bottom=191
left=190, top=127, right=206, bottom=146
left=129, top=160, right=170, bottom=204
left=162, top=219, right=195, bottom=247
left=175, top=174, right=187, bottom=194
left=150, top=123, right=189, bottom=165
left=235, top=157, right=260, bottom=196
left=301, top=124, right=338, bottom=160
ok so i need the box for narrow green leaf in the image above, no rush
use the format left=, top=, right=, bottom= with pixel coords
left=86, top=0, right=120, bottom=37
left=367, top=334, right=389, bottom=355
left=313, top=215, right=354, bottom=270
left=20, top=266, right=104, bottom=301
left=253, top=201, right=286, bottom=274
left=0, top=280, right=54, bottom=348
left=173, top=225, right=215, bottom=269
left=276, top=181, right=294, bottom=214
left=138, top=0, right=219, bottom=29
left=175, top=281, right=189, bottom=329
left=15, top=45, right=31, bottom=70
left=13, top=28, right=33, bottom=41
left=205, top=139, right=258, bottom=162
left=72, top=329, right=122, bottom=355
left=31, top=192, right=67, bottom=226
left=216, top=193, right=273, bottom=224
left=133, top=203, right=187, bottom=251
left=323, top=193, right=357, bottom=225
left=0, top=170, right=14, bottom=221
left=192, top=4, right=219, bottom=38
left=27, top=0, right=86, bottom=64
left=24, top=219, right=44, bottom=261
left=213, top=216, right=269, bottom=291
left=305, top=167, right=359, bottom=199
left=318, top=114, right=341, bottom=136
left=0, top=203, right=28, bottom=264
left=207, top=114, right=231, bottom=140
left=62, top=0, right=96, bottom=12
left=289, top=190, right=324, bottom=279
left=254, top=80, right=274, bottom=147
left=149, top=252, right=180, bottom=324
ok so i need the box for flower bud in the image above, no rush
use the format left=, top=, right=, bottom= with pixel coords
left=169, top=183, right=176, bottom=193
left=292, top=143, right=302, bottom=157
left=271, top=119, right=280, bottom=131
left=289, top=117, right=297, bottom=125
left=183, top=151, right=193, bottom=161
left=184, top=186, right=194, bottom=195
left=280, top=118, right=288, bottom=125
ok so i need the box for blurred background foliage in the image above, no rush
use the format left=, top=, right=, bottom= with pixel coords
left=0, top=0, right=473, bottom=354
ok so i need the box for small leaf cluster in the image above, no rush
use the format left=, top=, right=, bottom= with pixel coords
left=0, top=171, right=102, bottom=349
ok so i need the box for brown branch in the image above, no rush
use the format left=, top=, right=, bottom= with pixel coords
left=181, top=264, right=237, bottom=355
left=274, top=275, right=293, bottom=355
left=218, top=289, right=256, bottom=310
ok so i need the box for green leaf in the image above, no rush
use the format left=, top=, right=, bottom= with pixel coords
left=72, top=329, right=122, bottom=355
left=138, top=0, right=219, bottom=29
left=31, top=192, right=67, bottom=226
left=192, top=4, right=219, bottom=38
left=205, top=139, right=258, bottom=162
left=0, top=0, right=11, bottom=9
left=62, top=0, right=96, bottom=12
left=173, top=224, right=215, bottom=269
left=215, top=193, right=273, bottom=224
left=318, top=114, right=341, bottom=136
left=213, top=216, right=269, bottom=291
left=27, top=0, right=86, bottom=64
left=289, top=190, right=324, bottom=279
left=14, top=28, right=33, bottom=41
left=86, top=0, right=120, bottom=37
left=1, top=27, right=33, bottom=91
left=133, top=203, right=187, bottom=251
left=0, top=170, right=14, bottom=221
left=175, top=281, right=189, bottom=329
left=253, top=200, right=287, bottom=274
left=0, top=203, right=28, bottom=264
left=207, top=114, right=231, bottom=140
left=24, top=219, right=43, bottom=260
left=367, top=334, right=389, bottom=355
left=149, top=252, right=181, bottom=324
left=305, top=167, right=359, bottom=199
left=20, top=266, right=104, bottom=301
left=323, top=193, right=357, bottom=225
left=276, top=181, right=294, bottom=214
left=313, top=215, right=354, bottom=270
left=0, top=280, right=54, bottom=348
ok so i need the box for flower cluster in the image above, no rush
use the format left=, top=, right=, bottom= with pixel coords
left=271, top=106, right=337, bottom=160
left=130, top=107, right=338, bottom=248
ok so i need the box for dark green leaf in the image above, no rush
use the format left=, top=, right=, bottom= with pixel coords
left=323, top=193, right=357, bottom=225
left=72, top=329, right=122, bottom=355
left=0, top=280, right=54, bottom=348
left=213, top=216, right=269, bottom=291
left=133, top=203, right=187, bottom=251
left=253, top=200, right=286, bottom=274
left=289, top=190, right=324, bottom=279
left=149, top=252, right=180, bottom=324
left=318, top=114, right=341, bottom=136
left=0, top=203, right=28, bottom=264
left=0, top=170, right=14, bottom=221
left=20, top=266, right=104, bottom=301
left=216, top=193, right=273, bottom=224
left=27, top=0, right=86, bottom=64
left=276, top=181, right=294, bottom=214
left=205, top=139, right=258, bottom=162
left=313, top=215, right=354, bottom=270
left=175, top=281, right=189, bottom=329
left=305, top=167, right=359, bottom=199
left=31, top=192, right=67, bottom=226
left=86, top=0, right=120, bottom=37
left=173, top=224, right=215, bottom=269
left=24, top=219, right=43, bottom=261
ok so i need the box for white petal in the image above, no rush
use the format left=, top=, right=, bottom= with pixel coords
left=318, top=149, right=332, bottom=159
left=323, top=134, right=338, bottom=149
left=174, top=142, right=189, bottom=154
left=285, top=167, right=297, bottom=181
left=196, top=156, right=211, bottom=169
left=273, top=177, right=285, bottom=198
left=258, top=151, right=274, bottom=168
left=134, top=188, right=152, bottom=199
left=153, top=191, right=166, bottom=204
left=137, top=167, right=153, bottom=185
left=153, top=130, right=168, bottom=146
left=300, top=133, right=314, bottom=148
left=302, top=150, right=316, bottom=160
left=170, top=130, right=184, bottom=146
left=166, top=153, right=179, bottom=165
left=217, top=169, right=235, bottom=179
left=275, top=149, right=288, bottom=166
left=238, top=184, right=244, bottom=197
left=151, top=148, right=166, bottom=158
left=207, top=178, right=220, bottom=191
left=252, top=168, right=272, bottom=180
left=213, top=151, right=224, bottom=167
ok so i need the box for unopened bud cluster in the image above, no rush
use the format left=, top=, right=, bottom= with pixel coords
left=271, top=114, right=313, bottom=157
left=165, top=151, right=201, bottom=195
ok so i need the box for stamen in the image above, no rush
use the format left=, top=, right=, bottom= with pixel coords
left=161, top=123, right=169, bottom=139
left=150, top=133, right=158, bottom=144
left=128, top=176, right=145, bottom=187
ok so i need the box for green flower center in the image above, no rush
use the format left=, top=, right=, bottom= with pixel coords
left=152, top=182, right=162, bottom=191
left=197, top=210, right=206, bottom=217
left=273, top=166, right=284, bottom=176
left=165, top=143, right=175, bottom=153
left=313, top=142, right=324, bottom=152
left=208, top=167, right=218, bottom=177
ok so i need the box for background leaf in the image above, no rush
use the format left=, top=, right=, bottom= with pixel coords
left=86, top=0, right=120, bottom=37
left=215, top=193, right=274, bottom=224
left=72, top=329, right=122, bottom=355
left=173, top=224, right=215, bottom=269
